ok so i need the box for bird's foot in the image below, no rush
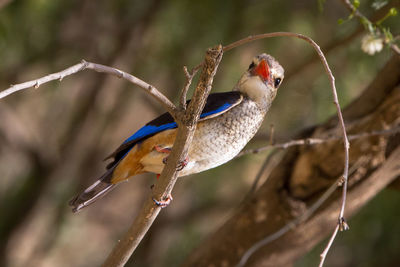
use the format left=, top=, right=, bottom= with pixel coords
left=152, top=194, right=173, bottom=208
left=162, top=156, right=188, bottom=171
left=155, top=145, right=188, bottom=171
left=154, top=145, right=171, bottom=154
left=176, top=158, right=188, bottom=171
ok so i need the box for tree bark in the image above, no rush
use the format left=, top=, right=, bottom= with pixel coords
left=182, top=55, right=400, bottom=267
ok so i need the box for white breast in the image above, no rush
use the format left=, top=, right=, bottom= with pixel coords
left=179, top=98, right=267, bottom=176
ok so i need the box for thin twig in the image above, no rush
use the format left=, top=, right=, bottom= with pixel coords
left=0, top=60, right=177, bottom=118
left=0, top=62, right=86, bottom=99
left=84, top=61, right=177, bottom=117
left=268, top=124, right=275, bottom=145
left=180, top=63, right=202, bottom=110
left=319, top=225, right=340, bottom=267
left=340, top=0, right=367, bottom=20
left=244, top=126, right=280, bottom=198
left=237, top=126, right=400, bottom=158
left=246, top=150, right=280, bottom=197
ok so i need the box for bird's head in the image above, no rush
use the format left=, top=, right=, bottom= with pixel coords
left=236, top=53, right=284, bottom=108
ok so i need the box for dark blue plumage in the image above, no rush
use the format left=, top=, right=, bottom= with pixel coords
left=123, top=122, right=177, bottom=144
left=105, top=91, right=243, bottom=169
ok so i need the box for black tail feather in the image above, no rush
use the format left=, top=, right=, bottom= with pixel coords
left=69, top=167, right=117, bottom=212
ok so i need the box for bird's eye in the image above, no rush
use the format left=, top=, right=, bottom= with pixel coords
left=274, top=78, right=281, bottom=88
left=248, top=62, right=255, bottom=70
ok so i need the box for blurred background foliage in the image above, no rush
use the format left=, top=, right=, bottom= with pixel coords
left=0, top=0, right=399, bottom=266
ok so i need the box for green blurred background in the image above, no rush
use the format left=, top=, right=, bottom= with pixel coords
left=0, top=0, right=399, bottom=266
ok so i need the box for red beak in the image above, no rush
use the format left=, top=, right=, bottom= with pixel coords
left=254, top=59, right=270, bottom=82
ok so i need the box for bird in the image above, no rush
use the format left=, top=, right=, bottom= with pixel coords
left=69, top=53, right=284, bottom=212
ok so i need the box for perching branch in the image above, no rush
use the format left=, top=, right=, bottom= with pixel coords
left=101, top=45, right=223, bottom=267
left=0, top=60, right=177, bottom=118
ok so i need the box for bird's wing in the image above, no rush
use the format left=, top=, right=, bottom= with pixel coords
left=105, top=91, right=243, bottom=168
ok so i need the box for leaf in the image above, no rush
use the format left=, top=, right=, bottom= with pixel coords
left=382, top=27, right=393, bottom=42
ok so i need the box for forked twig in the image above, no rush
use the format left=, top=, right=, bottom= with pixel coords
left=180, top=64, right=202, bottom=110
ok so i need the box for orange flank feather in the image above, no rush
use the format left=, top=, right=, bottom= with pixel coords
left=110, top=129, right=177, bottom=183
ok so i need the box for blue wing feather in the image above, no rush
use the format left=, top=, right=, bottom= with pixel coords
left=199, top=102, right=232, bottom=118
left=123, top=122, right=177, bottom=144
left=123, top=101, right=233, bottom=144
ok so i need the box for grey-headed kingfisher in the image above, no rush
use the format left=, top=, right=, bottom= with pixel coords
left=70, top=53, right=284, bottom=212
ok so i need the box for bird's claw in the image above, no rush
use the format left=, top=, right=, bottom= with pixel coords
left=154, top=145, right=172, bottom=154
left=162, top=156, right=188, bottom=171
left=152, top=194, right=173, bottom=208
left=176, top=158, right=188, bottom=171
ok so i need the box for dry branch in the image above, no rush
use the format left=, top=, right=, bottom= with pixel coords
left=101, top=45, right=223, bottom=267
left=0, top=60, right=177, bottom=117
